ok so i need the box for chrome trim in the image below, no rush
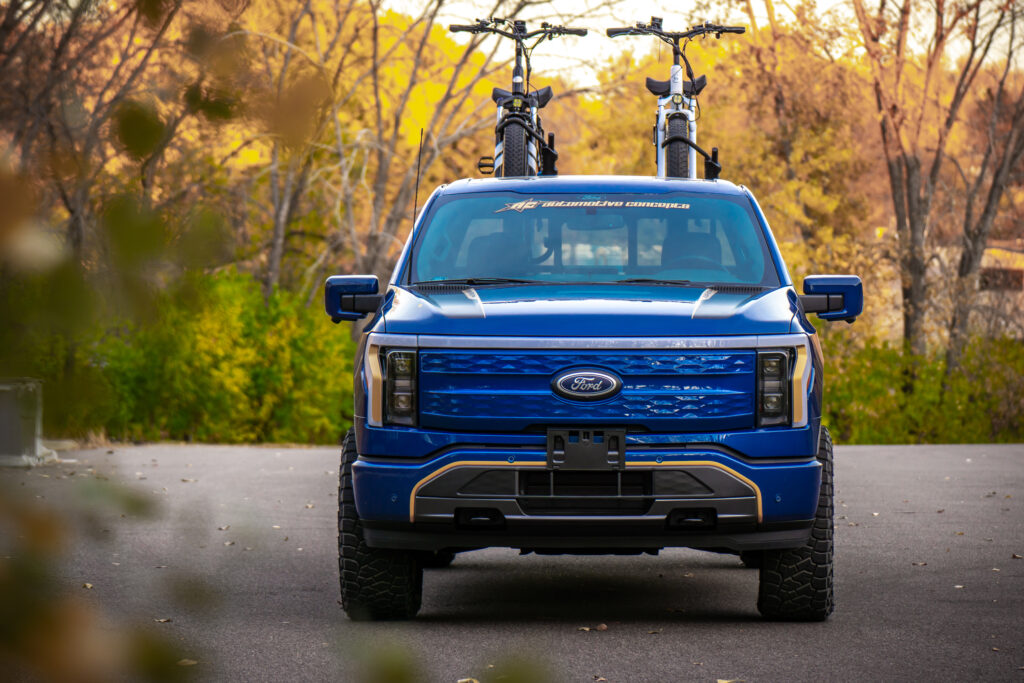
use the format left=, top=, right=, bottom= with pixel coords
left=416, top=333, right=807, bottom=350
left=368, top=332, right=417, bottom=347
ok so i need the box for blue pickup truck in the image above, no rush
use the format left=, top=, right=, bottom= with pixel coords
left=326, top=175, right=862, bottom=621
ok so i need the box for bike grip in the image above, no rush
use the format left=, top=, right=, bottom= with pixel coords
left=720, top=26, right=746, bottom=34
left=563, top=27, right=588, bottom=36
left=606, top=27, right=633, bottom=37
left=449, top=24, right=478, bottom=33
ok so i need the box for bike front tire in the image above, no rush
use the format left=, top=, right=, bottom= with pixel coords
left=665, top=116, right=689, bottom=179
left=500, top=121, right=529, bottom=177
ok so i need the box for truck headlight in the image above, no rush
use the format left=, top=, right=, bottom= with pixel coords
left=383, top=349, right=417, bottom=426
left=757, top=350, right=791, bottom=427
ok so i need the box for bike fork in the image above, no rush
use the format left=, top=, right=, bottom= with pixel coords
left=654, top=63, right=697, bottom=179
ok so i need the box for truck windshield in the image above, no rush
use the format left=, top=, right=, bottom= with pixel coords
left=410, top=191, right=780, bottom=286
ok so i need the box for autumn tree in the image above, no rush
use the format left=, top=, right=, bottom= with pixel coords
left=852, top=0, right=1024, bottom=361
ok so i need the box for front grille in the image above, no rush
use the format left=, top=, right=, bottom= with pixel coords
left=418, top=349, right=756, bottom=433
left=517, top=470, right=653, bottom=515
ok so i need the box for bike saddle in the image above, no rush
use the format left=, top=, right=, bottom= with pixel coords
left=645, top=74, right=707, bottom=97
left=490, top=85, right=554, bottom=108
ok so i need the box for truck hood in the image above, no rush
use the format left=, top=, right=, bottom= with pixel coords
left=380, top=284, right=797, bottom=337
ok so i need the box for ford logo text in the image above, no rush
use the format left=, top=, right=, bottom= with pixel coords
left=551, top=368, right=622, bottom=402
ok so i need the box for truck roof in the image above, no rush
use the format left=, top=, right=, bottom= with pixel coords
left=439, top=175, right=749, bottom=197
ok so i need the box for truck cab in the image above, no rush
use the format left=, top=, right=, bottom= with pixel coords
left=327, top=176, right=862, bottom=621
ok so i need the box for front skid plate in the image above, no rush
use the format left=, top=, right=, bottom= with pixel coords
left=361, top=522, right=813, bottom=553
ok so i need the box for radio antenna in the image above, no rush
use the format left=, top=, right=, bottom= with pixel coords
left=412, top=128, right=424, bottom=230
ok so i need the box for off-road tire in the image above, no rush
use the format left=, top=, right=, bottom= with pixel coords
left=421, top=551, right=456, bottom=569
left=665, top=115, right=690, bottom=179
left=339, top=428, right=422, bottom=620
left=757, top=427, right=834, bottom=621
left=501, top=121, right=529, bottom=177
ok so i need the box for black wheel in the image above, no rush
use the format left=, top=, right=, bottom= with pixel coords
left=757, top=427, right=834, bottom=621
left=421, top=550, right=456, bottom=569
left=740, top=551, right=763, bottom=569
left=500, top=121, right=529, bottom=177
left=665, top=115, right=690, bottom=179
left=339, top=428, right=422, bottom=620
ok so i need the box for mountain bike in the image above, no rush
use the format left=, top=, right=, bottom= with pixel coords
left=607, top=18, right=745, bottom=179
left=450, top=18, right=587, bottom=177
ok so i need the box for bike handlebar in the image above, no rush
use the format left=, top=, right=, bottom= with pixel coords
left=449, top=19, right=587, bottom=40
left=606, top=20, right=745, bottom=42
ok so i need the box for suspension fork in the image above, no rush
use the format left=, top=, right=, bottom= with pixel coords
left=655, top=58, right=697, bottom=179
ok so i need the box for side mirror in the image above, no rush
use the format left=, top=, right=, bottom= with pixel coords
left=324, top=275, right=384, bottom=323
left=800, top=275, right=863, bottom=323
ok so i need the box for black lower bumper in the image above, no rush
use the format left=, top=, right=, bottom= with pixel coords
left=362, top=519, right=813, bottom=553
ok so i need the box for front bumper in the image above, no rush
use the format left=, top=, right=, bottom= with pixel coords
left=352, top=444, right=820, bottom=552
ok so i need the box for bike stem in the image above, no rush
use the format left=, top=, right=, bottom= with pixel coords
left=513, top=39, right=526, bottom=95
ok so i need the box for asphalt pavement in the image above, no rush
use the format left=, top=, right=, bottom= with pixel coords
left=2, top=443, right=1022, bottom=682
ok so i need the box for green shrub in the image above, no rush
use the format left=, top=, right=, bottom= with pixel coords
left=821, top=335, right=1024, bottom=444
left=97, top=271, right=356, bottom=444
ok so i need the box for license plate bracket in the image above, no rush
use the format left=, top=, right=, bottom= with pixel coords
left=546, top=429, right=626, bottom=470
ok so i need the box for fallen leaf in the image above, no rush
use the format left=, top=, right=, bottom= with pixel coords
left=683, top=572, right=695, bottom=578
left=456, top=679, right=478, bottom=683
left=954, top=585, right=964, bottom=589
left=912, top=562, right=927, bottom=566
left=177, top=659, right=197, bottom=666
left=578, top=627, right=592, bottom=632
left=872, top=512, right=880, bottom=517
left=595, top=623, right=608, bottom=631
left=223, top=541, right=235, bottom=546
left=594, top=678, right=607, bottom=682
left=1012, top=554, right=1022, bottom=559
left=991, top=647, right=999, bottom=652
left=180, top=478, right=195, bottom=483
left=305, top=504, right=315, bottom=509
left=937, top=509, right=944, bottom=513
left=244, top=547, right=254, bottom=551
left=717, top=679, right=745, bottom=683
left=155, top=618, right=172, bottom=623
left=648, top=629, right=661, bottom=634
left=272, top=525, right=281, bottom=529
left=83, top=583, right=93, bottom=589
left=111, top=562, right=120, bottom=566
left=217, top=525, right=230, bottom=531
left=956, top=532, right=965, bottom=536
left=992, top=568, right=1000, bottom=572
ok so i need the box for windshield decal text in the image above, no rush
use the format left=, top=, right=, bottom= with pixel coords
left=495, top=198, right=690, bottom=213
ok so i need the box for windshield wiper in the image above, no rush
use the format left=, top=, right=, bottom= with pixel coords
left=413, top=277, right=542, bottom=286
left=614, top=278, right=696, bottom=285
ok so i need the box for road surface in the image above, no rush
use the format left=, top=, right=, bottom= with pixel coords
left=2, top=443, right=1022, bottom=682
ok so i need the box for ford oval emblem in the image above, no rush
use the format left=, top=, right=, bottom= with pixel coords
left=551, top=368, right=622, bottom=402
